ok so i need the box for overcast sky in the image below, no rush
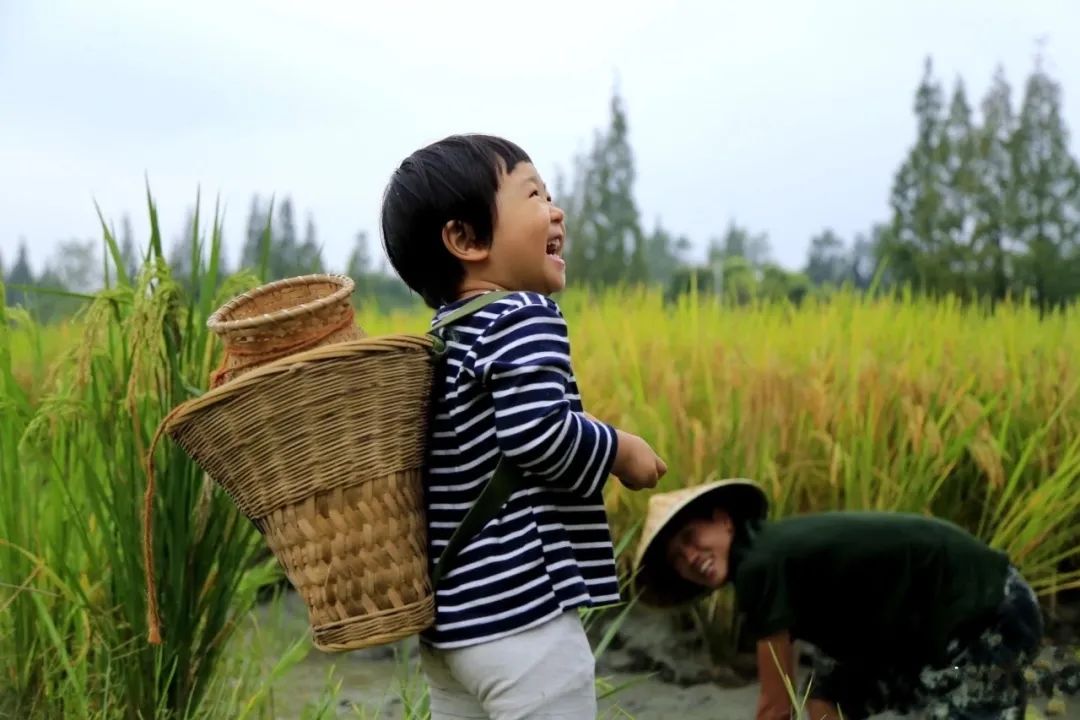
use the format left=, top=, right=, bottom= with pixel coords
left=3, top=0, right=1079, bottom=279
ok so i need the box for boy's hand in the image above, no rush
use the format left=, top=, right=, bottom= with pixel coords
left=612, top=430, right=666, bottom=490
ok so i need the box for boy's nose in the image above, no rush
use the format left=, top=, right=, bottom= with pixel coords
left=550, top=203, right=565, bottom=223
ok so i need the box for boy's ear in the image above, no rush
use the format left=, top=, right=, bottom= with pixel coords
left=442, top=220, right=490, bottom=262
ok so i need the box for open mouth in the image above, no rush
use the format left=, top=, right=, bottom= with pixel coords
left=546, top=235, right=563, bottom=257
left=695, top=557, right=715, bottom=580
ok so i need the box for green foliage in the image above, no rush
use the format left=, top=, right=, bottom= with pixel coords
left=0, top=188, right=290, bottom=718
left=562, top=89, right=652, bottom=288
left=880, top=54, right=1080, bottom=308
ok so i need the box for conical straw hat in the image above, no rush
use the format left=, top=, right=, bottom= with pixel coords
left=632, top=478, right=768, bottom=608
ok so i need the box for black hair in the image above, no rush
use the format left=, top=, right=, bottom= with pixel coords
left=685, top=498, right=763, bottom=548
left=379, top=134, right=532, bottom=309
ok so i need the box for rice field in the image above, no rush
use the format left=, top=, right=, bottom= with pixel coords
left=356, top=286, right=1080, bottom=596
left=3, top=201, right=1080, bottom=718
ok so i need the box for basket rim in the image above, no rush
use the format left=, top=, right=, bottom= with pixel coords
left=206, top=273, right=356, bottom=332
left=164, top=333, right=437, bottom=434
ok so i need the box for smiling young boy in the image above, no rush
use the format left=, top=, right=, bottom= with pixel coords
left=380, top=134, right=667, bottom=719
left=633, top=479, right=1044, bottom=720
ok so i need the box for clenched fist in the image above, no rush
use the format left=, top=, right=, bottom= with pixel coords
left=612, top=430, right=667, bottom=491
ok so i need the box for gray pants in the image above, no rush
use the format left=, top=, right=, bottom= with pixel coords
left=419, top=610, right=597, bottom=720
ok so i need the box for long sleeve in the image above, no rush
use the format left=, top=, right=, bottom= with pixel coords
left=467, top=297, right=617, bottom=499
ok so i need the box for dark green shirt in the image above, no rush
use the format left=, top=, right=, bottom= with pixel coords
left=732, top=512, right=1011, bottom=669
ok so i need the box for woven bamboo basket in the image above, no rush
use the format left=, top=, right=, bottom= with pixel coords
left=150, top=336, right=439, bottom=651
left=206, top=273, right=364, bottom=388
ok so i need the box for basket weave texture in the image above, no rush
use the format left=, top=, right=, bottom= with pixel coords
left=206, top=273, right=364, bottom=387
left=163, top=336, right=438, bottom=651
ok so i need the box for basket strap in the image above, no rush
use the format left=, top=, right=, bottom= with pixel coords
left=431, top=457, right=518, bottom=588
left=427, top=289, right=522, bottom=588
left=428, top=290, right=515, bottom=335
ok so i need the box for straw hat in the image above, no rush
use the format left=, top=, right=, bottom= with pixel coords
left=632, top=478, right=769, bottom=608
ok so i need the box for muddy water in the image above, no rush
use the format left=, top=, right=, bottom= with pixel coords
left=246, top=593, right=774, bottom=719
left=252, top=592, right=1078, bottom=720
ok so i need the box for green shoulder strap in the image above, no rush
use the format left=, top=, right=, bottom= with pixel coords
left=427, top=291, right=523, bottom=588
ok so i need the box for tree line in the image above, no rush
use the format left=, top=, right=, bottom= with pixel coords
left=556, top=52, right=1080, bottom=311
left=5, top=52, right=1079, bottom=321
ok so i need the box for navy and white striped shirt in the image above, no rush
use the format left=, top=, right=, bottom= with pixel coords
left=421, top=290, right=622, bottom=649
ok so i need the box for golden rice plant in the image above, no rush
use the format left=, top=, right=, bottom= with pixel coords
left=9, top=226, right=1080, bottom=699
left=20, top=280, right=1080, bottom=597
left=355, top=284, right=1080, bottom=599
left=562, top=286, right=1080, bottom=596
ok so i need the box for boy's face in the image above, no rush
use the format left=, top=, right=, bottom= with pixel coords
left=665, top=508, right=735, bottom=590
left=446, top=161, right=567, bottom=296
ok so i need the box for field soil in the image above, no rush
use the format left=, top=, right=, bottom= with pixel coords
left=253, top=592, right=1080, bottom=719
